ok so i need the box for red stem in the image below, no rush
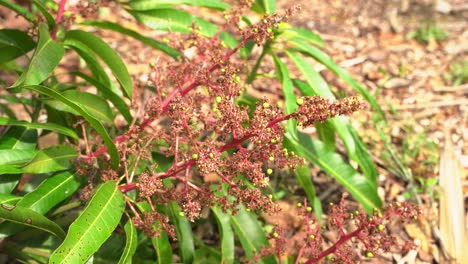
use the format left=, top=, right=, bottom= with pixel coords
left=305, top=227, right=364, bottom=264
left=51, top=0, right=67, bottom=40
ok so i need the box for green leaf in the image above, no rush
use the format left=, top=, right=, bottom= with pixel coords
left=31, top=0, right=55, bottom=29
left=118, top=219, right=138, bottom=264
left=64, top=30, right=133, bottom=99
left=167, top=202, right=194, bottom=263
left=128, top=8, right=218, bottom=37
left=231, top=206, right=276, bottom=264
left=0, top=117, right=78, bottom=139
left=279, top=27, right=324, bottom=47
left=0, top=0, right=35, bottom=23
left=72, top=72, right=133, bottom=123
left=0, top=149, right=37, bottom=166
left=0, top=171, right=81, bottom=237
left=286, top=50, right=333, bottom=99
left=0, top=194, right=21, bottom=204
left=0, top=126, right=37, bottom=150
left=272, top=54, right=297, bottom=135
left=81, top=20, right=180, bottom=58
left=0, top=29, right=35, bottom=63
left=284, top=132, right=382, bottom=213
left=211, top=206, right=234, bottom=264
left=49, top=181, right=125, bottom=264
left=44, top=90, right=114, bottom=124
left=11, top=24, right=64, bottom=87
left=289, top=40, right=385, bottom=120
left=125, top=0, right=230, bottom=10
left=259, top=0, right=275, bottom=14
left=21, top=145, right=77, bottom=174
left=0, top=174, right=21, bottom=193
left=315, top=121, right=336, bottom=151
left=14, top=85, right=119, bottom=169
left=293, top=165, right=317, bottom=208
left=0, top=204, right=66, bottom=239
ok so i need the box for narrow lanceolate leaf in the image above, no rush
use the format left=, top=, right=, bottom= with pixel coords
left=293, top=165, right=317, bottom=209
left=31, top=0, right=55, bottom=29
left=259, top=0, right=275, bottom=14
left=21, top=145, right=77, bottom=174
left=211, top=206, right=234, bottom=264
left=0, top=204, right=66, bottom=239
left=64, top=30, right=133, bottom=99
left=0, top=171, right=81, bottom=237
left=118, top=220, right=138, bottom=264
left=168, top=202, right=194, bottom=264
left=49, top=181, right=125, bottom=264
left=72, top=72, right=132, bottom=123
left=0, top=0, right=35, bottom=23
left=125, top=0, right=230, bottom=11
left=11, top=24, right=64, bottom=87
left=18, top=85, right=119, bottom=169
left=231, top=207, right=276, bottom=264
left=0, top=117, right=78, bottom=139
left=44, top=90, right=115, bottom=124
left=289, top=40, right=385, bottom=120
left=279, top=27, right=324, bottom=47
left=0, top=194, right=20, bottom=205
left=272, top=54, right=297, bottom=136
left=0, top=149, right=37, bottom=166
left=0, top=126, right=37, bottom=150
left=284, top=132, right=381, bottom=213
left=0, top=29, right=35, bottom=63
left=127, top=8, right=218, bottom=37
left=81, top=21, right=179, bottom=58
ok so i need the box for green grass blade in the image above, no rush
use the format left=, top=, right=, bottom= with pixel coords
left=118, top=219, right=138, bottom=264
left=211, top=206, right=234, bottom=264
left=64, top=30, right=133, bottom=99
left=0, top=204, right=66, bottom=239
left=49, top=181, right=125, bottom=263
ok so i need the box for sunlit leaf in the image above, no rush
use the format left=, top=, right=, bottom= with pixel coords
left=49, top=181, right=125, bottom=263
left=21, top=145, right=77, bottom=174
left=0, top=117, right=78, bottom=139
left=0, top=204, right=66, bottom=239
left=118, top=219, right=138, bottom=264
left=211, top=206, right=234, bottom=264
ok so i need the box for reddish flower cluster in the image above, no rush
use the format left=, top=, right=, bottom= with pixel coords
left=259, top=196, right=420, bottom=263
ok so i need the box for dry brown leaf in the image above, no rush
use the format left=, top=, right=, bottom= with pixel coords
left=438, top=135, right=468, bottom=263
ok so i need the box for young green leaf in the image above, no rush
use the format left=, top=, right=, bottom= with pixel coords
left=49, top=181, right=125, bottom=264
left=289, top=39, right=385, bottom=120
left=31, top=0, right=55, bottom=29
left=0, top=29, right=35, bottom=63
left=0, top=0, right=35, bottom=23
left=0, top=204, right=66, bottom=239
left=81, top=20, right=180, bottom=58
left=127, top=8, right=218, bottom=37
left=231, top=206, right=276, bottom=264
left=167, top=202, right=194, bottom=263
left=0, top=171, right=81, bottom=237
left=118, top=219, right=138, bottom=264
left=43, top=90, right=115, bottom=124
left=72, top=71, right=133, bottom=123
left=0, top=117, right=78, bottom=139
left=16, top=85, right=119, bottom=169
left=20, top=145, right=77, bottom=174
left=279, top=27, right=324, bottom=47
left=284, top=132, right=382, bottom=213
left=64, top=30, right=133, bottom=99
left=0, top=149, right=37, bottom=166
left=125, top=0, right=230, bottom=11
left=11, top=24, right=64, bottom=87
left=211, top=206, right=234, bottom=264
